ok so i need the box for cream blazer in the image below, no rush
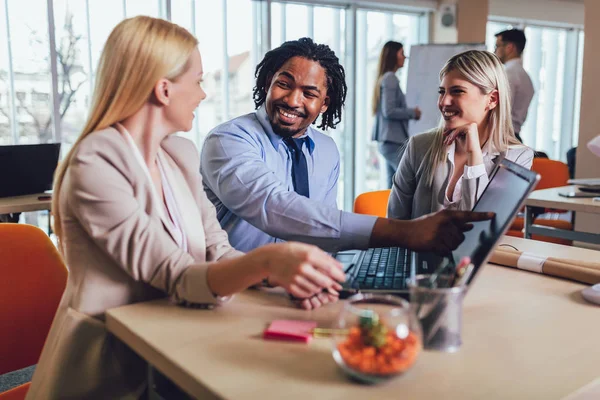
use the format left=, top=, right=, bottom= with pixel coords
left=388, top=131, right=534, bottom=220
left=26, top=126, right=242, bottom=399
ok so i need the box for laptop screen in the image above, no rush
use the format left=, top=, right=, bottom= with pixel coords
left=451, top=157, right=539, bottom=282
left=0, top=143, right=61, bottom=198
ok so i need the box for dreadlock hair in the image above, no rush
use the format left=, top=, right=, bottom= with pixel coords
left=253, top=37, right=347, bottom=131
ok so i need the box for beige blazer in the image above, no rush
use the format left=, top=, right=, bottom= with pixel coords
left=26, top=126, right=242, bottom=400
left=388, top=131, right=534, bottom=220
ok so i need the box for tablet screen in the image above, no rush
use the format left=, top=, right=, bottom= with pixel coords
left=451, top=159, right=538, bottom=280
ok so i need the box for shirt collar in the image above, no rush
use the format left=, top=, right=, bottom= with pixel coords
left=445, top=139, right=501, bottom=163
left=256, top=104, right=315, bottom=154
left=505, top=58, right=523, bottom=68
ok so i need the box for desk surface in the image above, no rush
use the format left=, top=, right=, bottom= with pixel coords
left=0, top=193, right=51, bottom=214
left=106, top=237, right=600, bottom=400
left=526, top=186, right=600, bottom=214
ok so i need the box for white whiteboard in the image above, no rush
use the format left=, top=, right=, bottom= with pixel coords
left=406, top=43, right=486, bottom=136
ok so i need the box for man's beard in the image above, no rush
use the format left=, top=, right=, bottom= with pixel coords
left=270, top=121, right=303, bottom=139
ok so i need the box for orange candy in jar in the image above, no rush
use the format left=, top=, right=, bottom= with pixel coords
left=337, top=325, right=420, bottom=375
left=332, top=294, right=422, bottom=382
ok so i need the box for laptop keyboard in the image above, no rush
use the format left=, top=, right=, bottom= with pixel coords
left=352, top=247, right=410, bottom=290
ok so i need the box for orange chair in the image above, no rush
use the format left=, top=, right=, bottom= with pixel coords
left=531, top=158, right=570, bottom=191
left=353, top=189, right=391, bottom=217
left=0, top=224, right=68, bottom=399
left=509, top=158, right=573, bottom=245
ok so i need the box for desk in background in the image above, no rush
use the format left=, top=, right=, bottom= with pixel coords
left=106, top=236, right=600, bottom=400
left=0, top=193, right=52, bottom=233
left=0, top=193, right=51, bottom=215
left=525, top=185, right=600, bottom=245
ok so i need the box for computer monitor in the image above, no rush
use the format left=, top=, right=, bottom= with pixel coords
left=0, top=143, right=61, bottom=198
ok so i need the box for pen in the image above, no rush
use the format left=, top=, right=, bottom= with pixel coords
left=452, top=264, right=475, bottom=287
left=310, top=328, right=349, bottom=337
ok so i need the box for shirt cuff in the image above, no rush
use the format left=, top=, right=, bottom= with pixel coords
left=175, top=263, right=233, bottom=307
left=463, top=163, right=486, bottom=180
left=340, top=212, right=378, bottom=250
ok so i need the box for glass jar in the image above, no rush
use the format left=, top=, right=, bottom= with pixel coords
left=332, top=293, right=422, bottom=384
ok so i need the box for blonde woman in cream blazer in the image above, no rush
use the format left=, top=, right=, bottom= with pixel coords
left=27, top=17, right=344, bottom=400
left=388, top=50, right=533, bottom=221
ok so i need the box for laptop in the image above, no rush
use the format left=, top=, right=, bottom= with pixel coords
left=0, top=143, right=61, bottom=198
left=336, top=157, right=540, bottom=298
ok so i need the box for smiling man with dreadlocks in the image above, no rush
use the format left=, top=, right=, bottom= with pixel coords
left=200, top=38, right=493, bottom=307
left=201, top=37, right=374, bottom=256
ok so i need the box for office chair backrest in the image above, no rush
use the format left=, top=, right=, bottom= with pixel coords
left=531, top=158, right=569, bottom=190
left=0, top=224, right=68, bottom=375
left=353, top=189, right=391, bottom=218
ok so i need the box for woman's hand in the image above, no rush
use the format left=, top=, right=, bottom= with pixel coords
left=291, top=290, right=340, bottom=310
left=414, top=106, right=422, bottom=121
left=443, top=122, right=484, bottom=166
left=260, top=242, right=346, bottom=300
left=443, top=122, right=481, bottom=153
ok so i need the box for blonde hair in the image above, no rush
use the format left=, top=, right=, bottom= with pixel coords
left=52, top=16, right=198, bottom=244
left=422, top=50, right=522, bottom=186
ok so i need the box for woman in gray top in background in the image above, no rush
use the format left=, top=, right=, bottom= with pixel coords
left=372, top=41, right=421, bottom=188
left=388, top=50, right=533, bottom=221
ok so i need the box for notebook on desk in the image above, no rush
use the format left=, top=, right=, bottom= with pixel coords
left=0, top=143, right=61, bottom=198
left=335, top=157, right=540, bottom=299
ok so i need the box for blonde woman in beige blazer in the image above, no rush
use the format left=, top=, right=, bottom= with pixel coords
left=27, top=17, right=344, bottom=400
left=389, top=50, right=533, bottom=221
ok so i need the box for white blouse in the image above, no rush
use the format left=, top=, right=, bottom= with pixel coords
left=443, top=141, right=488, bottom=208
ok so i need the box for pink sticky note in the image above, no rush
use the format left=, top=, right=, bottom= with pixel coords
left=263, top=320, right=317, bottom=343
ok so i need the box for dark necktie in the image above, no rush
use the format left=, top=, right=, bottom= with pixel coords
left=283, top=137, right=310, bottom=198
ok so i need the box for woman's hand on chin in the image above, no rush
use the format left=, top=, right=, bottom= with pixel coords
left=443, top=122, right=483, bottom=155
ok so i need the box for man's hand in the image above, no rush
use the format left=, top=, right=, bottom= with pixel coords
left=369, top=210, right=494, bottom=255
left=405, top=210, right=494, bottom=255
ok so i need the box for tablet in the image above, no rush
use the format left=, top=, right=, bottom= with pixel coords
left=451, top=157, right=540, bottom=284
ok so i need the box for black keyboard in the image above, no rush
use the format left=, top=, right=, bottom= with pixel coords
left=350, top=247, right=410, bottom=291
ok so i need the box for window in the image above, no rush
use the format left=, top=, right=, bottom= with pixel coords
left=3, top=0, right=53, bottom=144
left=2, top=0, right=431, bottom=214
left=0, top=2, right=9, bottom=144
left=354, top=9, right=425, bottom=197
left=52, top=0, right=91, bottom=147
left=171, top=0, right=255, bottom=147
left=487, top=20, right=583, bottom=161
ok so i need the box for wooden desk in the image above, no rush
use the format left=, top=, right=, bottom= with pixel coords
left=0, top=193, right=51, bottom=214
left=106, top=237, right=600, bottom=400
left=524, top=186, right=600, bottom=245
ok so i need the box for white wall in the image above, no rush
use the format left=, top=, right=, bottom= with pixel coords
left=489, top=0, right=584, bottom=26
left=574, top=0, right=600, bottom=248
